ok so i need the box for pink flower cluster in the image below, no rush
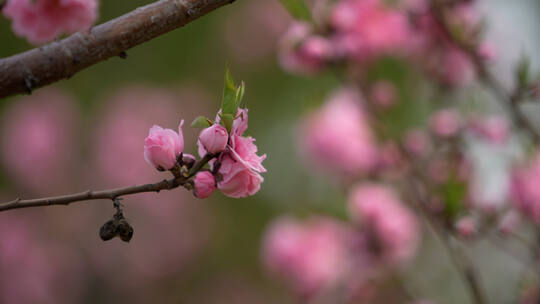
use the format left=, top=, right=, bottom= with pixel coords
left=3, top=0, right=98, bottom=44
left=143, top=108, right=266, bottom=199
left=279, top=0, right=490, bottom=85
left=262, top=182, right=420, bottom=298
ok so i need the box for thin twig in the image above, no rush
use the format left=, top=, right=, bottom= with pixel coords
left=0, top=153, right=214, bottom=212
left=0, top=0, right=237, bottom=99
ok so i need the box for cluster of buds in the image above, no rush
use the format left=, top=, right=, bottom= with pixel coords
left=143, top=69, right=266, bottom=199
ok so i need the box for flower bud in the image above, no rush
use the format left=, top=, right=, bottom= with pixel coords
left=193, top=171, right=216, bottom=199
left=198, top=124, right=229, bottom=154
left=143, top=122, right=184, bottom=170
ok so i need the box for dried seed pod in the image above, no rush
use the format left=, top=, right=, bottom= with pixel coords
left=117, top=219, right=134, bottom=242
left=99, top=219, right=117, bottom=241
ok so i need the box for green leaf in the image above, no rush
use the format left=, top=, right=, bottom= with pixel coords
left=517, top=54, right=531, bottom=88
left=440, top=176, right=466, bottom=220
left=191, top=116, right=212, bottom=128
left=221, top=67, right=237, bottom=116
left=278, top=0, right=312, bottom=21
left=235, top=81, right=246, bottom=109
left=220, top=113, right=234, bottom=132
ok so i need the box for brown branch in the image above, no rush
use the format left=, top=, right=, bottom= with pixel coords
left=0, top=153, right=215, bottom=212
left=0, top=0, right=236, bottom=99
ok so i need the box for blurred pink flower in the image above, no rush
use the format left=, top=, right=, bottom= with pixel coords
left=455, top=216, right=477, bottom=239
left=511, top=153, right=540, bottom=224
left=370, top=80, right=397, bottom=108
left=144, top=122, right=184, bottom=170
left=1, top=89, right=79, bottom=195
left=403, top=129, right=430, bottom=157
left=193, top=171, right=216, bottom=198
left=298, top=87, right=378, bottom=176
left=262, top=216, right=349, bottom=297
left=468, top=116, right=509, bottom=144
left=278, top=22, right=332, bottom=74
left=3, top=0, right=98, bottom=44
left=348, top=183, right=420, bottom=263
left=331, top=0, right=414, bottom=62
left=429, top=109, right=462, bottom=138
left=198, top=123, right=228, bottom=154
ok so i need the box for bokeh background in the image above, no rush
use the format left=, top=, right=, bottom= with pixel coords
left=1, top=0, right=540, bottom=303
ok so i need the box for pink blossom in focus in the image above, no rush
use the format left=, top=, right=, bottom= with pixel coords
left=1, top=89, right=79, bottom=195
left=262, top=216, right=349, bottom=297
left=455, top=216, right=477, bottom=239
left=144, top=122, right=184, bottom=170
left=429, top=109, right=462, bottom=138
left=198, top=123, right=228, bottom=154
left=193, top=171, right=216, bottom=199
left=217, top=134, right=266, bottom=198
left=404, top=129, right=430, bottom=157
left=3, top=0, right=98, bottom=44
left=299, top=87, right=378, bottom=176
left=204, top=108, right=266, bottom=198
left=331, top=0, right=414, bottom=62
left=511, top=153, right=540, bottom=224
left=370, top=80, right=397, bottom=108
left=348, top=183, right=420, bottom=263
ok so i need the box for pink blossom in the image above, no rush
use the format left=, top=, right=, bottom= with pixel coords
left=262, top=217, right=349, bottom=297
left=468, top=116, right=509, bottom=144
left=511, top=153, right=540, bottom=224
left=198, top=124, right=228, bottom=154
left=278, top=22, right=331, bottom=74
left=404, top=129, right=430, bottom=157
left=144, top=122, right=184, bottom=170
left=348, top=183, right=420, bottom=263
left=298, top=87, right=378, bottom=176
left=331, top=0, right=414, bottom=62
left=204, top=108, right=266, bottom=198
left=0, top=89, right=79, bottom=195
left=217, top=135, right=266, bottom=198
left=455, top=216, right=477, bottom=238
left=193, top=171, right=216, bottom=199
left=3, top=0, right=98, bottom=44
left=370, top=80, right=397, bottom=108
left=429, top=109, right=462, bottom=138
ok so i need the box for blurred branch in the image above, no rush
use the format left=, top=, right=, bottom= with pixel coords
left=0, top=153, right=214, bottom=212
left=358, top=83, right=488, bottom=304
left=429, top=0, right=540, bottom=143
left=0, top=0, right=236, bottom=99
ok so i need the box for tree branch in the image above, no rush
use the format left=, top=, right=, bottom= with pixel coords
left=0, top=0, right=236, bottom=99
left=429, top=0, right=540, bottom=143
left=0, top=153, right=215, bottom=212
